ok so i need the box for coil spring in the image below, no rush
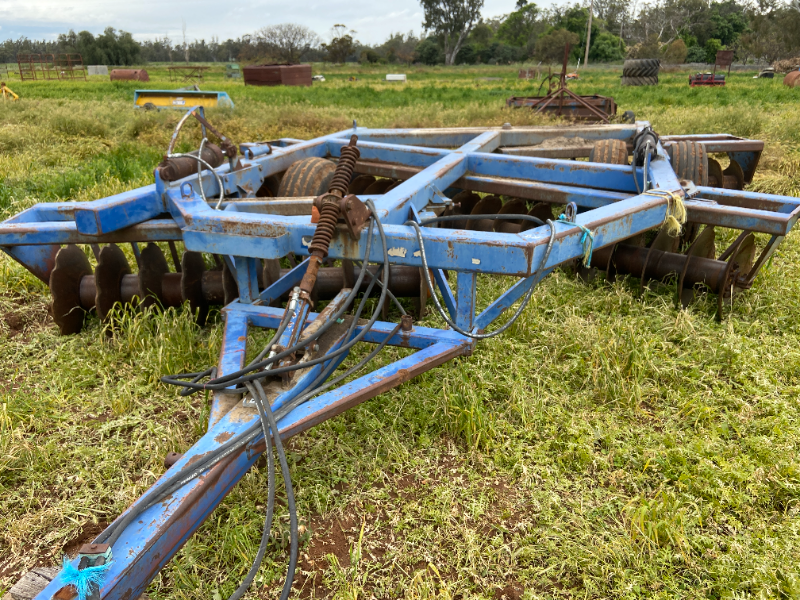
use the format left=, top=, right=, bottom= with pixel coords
left=308, top=202, right=339, bottom=258
left=329, top=142, right=361, bottom=197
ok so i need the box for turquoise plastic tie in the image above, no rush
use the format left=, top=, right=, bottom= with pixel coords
left=60, top=556, right=114, bottom=600
left=557, top=213, right=595, bottom=267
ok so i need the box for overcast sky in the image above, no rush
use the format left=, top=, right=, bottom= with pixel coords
left=0, top=0, right=537, bottom=46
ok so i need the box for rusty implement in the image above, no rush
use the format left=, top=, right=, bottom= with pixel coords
left=506, top=93, right=618, bottom=122
left=507, top=45, right=619, bottom=123
left=2, top=118, right=800, bottom=600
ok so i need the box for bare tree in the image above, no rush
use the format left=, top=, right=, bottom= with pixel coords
left=420, top=0, right=485, bottom=65
left=631, top=0, right=706, bottom=44
left=584, top=0, right=595, bottom=66
left=254, top=23, right=320, bottom=64
left=182, top=19, right=189, bottom=63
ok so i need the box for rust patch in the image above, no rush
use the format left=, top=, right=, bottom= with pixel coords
left=185, top=451, right=213, bottom=468
left=214, top=431, right=234, bottom=444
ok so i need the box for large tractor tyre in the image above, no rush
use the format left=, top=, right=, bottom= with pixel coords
left=589, top=139, right=628, bottom=165
left=621, top=76, right=658, bottom=86
left=277, top=157, right=337, bottom=197
left=622, top=59, right=661, bottom=78
left=623, top=66, right=658, bottom=77
left=667, top=141, right=708, bottom=186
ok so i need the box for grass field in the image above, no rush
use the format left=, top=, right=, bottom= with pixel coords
left=1, top=63, right=800, bottom=599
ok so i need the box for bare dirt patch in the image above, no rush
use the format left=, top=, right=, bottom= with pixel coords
left=62, top=521, right=109, bottom=557
left=0, top=520, right=109, bottom=591
left=495, top=581, right=525, bottom=600
left=258, top=463, right=527, bottom=599
left=1, top=295, right=51, bottom=339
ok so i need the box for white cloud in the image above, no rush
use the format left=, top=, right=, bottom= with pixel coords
left=2, top=0, right=530, bottom=45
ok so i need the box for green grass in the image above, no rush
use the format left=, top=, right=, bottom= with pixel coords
left=2, top=64, right=800, bottom=599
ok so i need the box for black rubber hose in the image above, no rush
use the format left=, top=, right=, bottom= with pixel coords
left=405, top=218, right=557, bottom=339
left=164, top=209, right=391, bottom=394
left=227, top=381, right=276, bottom=600
left=162, top=219, right=378, bottom=394
left=253, top=378, right=298, bottom=600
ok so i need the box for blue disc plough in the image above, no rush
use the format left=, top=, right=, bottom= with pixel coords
left=2, top=112, right=798, bottom=600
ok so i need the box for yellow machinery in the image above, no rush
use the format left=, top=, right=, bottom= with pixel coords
left=1, top=82, right=18, bottom=101
left=133, top=89, right=233, bottom=110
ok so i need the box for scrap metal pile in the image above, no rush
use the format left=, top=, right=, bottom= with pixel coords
left=2, top=111, right=799, bottom=600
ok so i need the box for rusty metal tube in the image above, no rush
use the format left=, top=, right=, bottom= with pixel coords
left=71, top=265, right=423, bottom=310
left=79, top=276, right=96, bottom=310
left=592, top=244, right=729, bottom=291
left=157, top=143, right=226, bottom=182
left=120, top=275, right=141, bottom=304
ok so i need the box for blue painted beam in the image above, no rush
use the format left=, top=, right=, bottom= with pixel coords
left=456, top=271, right=476, bottom=331
left=468, top=152, right=641, bottom=193
left=259, top=259, right=308, bottom=304
left=234, top=256, right=260, bottom=303
left=374, top=152, right=469, bottom=223
left=32, top=327, right=466, bottom=600
left=0, top=219, right=182, bottom=246
left=74, top=186, right=162, bottom=235
left=209, top=309, right=248, bottom=427
left=433, top=269, right=457, bottom=320
left=327, top=139, right=450, bottom=168
left=231, top=302, right=468, bottom=350
left=174, top=189, right=674, bottom=276
left=697, top=187, right=800, bottom=213
left=473, top=268, right=555, bottom=331
left=275, top=339, right=469, bottom=439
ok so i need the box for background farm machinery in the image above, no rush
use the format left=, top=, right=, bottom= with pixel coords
left=507, top=45, right=623, bottom=123
left=1, top=113, right=799, bottom=600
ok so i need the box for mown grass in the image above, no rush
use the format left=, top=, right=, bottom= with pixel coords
left=1, top=64, right=800, bottom=599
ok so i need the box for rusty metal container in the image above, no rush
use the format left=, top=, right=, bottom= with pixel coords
left=110, top=69, right=150, bottom=82
left=784, top=71, right=800, bottom=87
left=242, top=64, right=312, bottom=87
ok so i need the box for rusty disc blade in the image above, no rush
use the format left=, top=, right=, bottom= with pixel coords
left=688, top=226, right=716, bottom=260
left=520, top=202, right=553, bottom=232
left=385, top=180, right=402, bottom=192
left=362, top=178, right=395, bottom=195
left=446, top=190, right=480, bottom=229
left=182, top=252, right=209, bottom=326
left=495, top=198, right=528, bottom=233
left=723, top=159, right=745, bottom=191
left=677, top=226, right=716, bottom=309
left=468, top=195, right=503, bottom=231
left=95, top=244, right=131, bottom=322
left=708, top=158, right=724, bottom=188
left=50, top=245, right=92, bottom=335
left=139, top=243, right=169, bottom=309
left=650, top=228, right=680, bottom=253
left=732, top=232, right=756, bottom=280
left=348, top=175, right=376, bottom=194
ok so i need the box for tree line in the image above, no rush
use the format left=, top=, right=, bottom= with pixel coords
left=1, top=0, right=798, bottom=67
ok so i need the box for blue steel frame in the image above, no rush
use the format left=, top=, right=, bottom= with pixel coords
left=1, top=121, right=799, bottom=599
